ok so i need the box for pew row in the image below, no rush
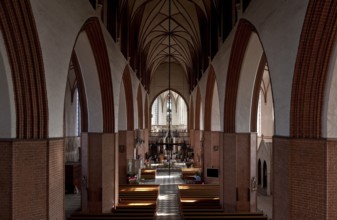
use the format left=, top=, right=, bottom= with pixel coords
left=69, top=185, right=159, bottom=220
left=179, top=184, right=221, bottom=209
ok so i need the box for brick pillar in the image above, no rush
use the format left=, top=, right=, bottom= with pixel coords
left=0, top=141, right=12, bottom=219
left=118, top=131, right=128, bottom=184
left=81, top=133, right=117, bottom=213
left=0, top=139, right=64, bottom=220
left=144, top=128, right=149, bottom=158
left=204, top=131, right=212, bottom=176
left=126, top=130, right=135, bottom=163
left=190, top=129, right=195, bottom=148
left=222, top=133, right=257, bottom=212
left=203, top=131, right=221, bottom=184
left=273, top=137, right=337, bottom=220
left=193, top=130, right=202, bottom=168
left=273, top=137, right=289, bottom=220
left=48, top=139, right=65, bottom=219
left=327, top=140, right=337, bottom=220
left=223, top=133, right=236, bottom=212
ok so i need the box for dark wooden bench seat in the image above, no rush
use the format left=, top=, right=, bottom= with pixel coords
left=140, top=168, right=156, bottom=180
left=182, top=204, right=222, bottom=209
left=179, top=184, right=221, bottom=210
left=70, top=210, right=155, bottom=220
left=71, top=213, right=154, bottom=217
left=181, top=168, right=202, bottom=181
left=113, top=208, right=156, bottom=213
left=183, top=216, right=268, bottom=219
left=115, top=205, right=156, bottom=209
left=118, top=184, right=159, bottom=209
left=70, top=216, right=154, bottom=220
left=181, top=202, right=221, bottom=207
left=183, top=212, right=265, bottom=216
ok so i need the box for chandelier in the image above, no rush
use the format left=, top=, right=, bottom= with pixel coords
left=165, top=0, right=173, bottom=151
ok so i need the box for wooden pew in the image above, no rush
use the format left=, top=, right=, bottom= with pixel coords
left=140, top=168, right=156, bottom=180
left=182, top=208, right=267, bottom=219
left=178, top=184, right=267, bottom=219
left=69, top=185, right=159, bottom=220
left=117, top=184, right=159, bottom=215
left=118, top=184, right=159, bottom=205
left=179, top=184, right=221, bottom=209
left=181, top=168, right=201, bottom=183
left=183, top=216, right=268, bottom=219
left=70, top=214, right=154, bottom=220
left=183, top=211, right=265, bottom=216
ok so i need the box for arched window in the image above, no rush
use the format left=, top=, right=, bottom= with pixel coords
left=258, top=159, right=261, bottom=186
left=263, top=161, right=267, bottom=188
left=151, top=90, right=187, bottom=131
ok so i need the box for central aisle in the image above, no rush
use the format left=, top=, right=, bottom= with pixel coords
left=154, top=170, right=184, bottom=220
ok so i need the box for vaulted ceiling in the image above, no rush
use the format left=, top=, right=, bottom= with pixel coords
left=129, top=0, right=207, bottom=83
left=103, top=0, right=250, bottom=93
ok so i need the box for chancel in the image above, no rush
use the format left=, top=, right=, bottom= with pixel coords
left=1, top=0, right=337, bottom=220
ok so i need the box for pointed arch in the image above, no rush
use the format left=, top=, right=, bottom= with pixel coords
left=263, top=160, right=267, bottom=188
left=83, top=17, right=114, bottom=133
left=224, top=19, right=256, bottom=133
left=150, top=87, right=188, bottom=109
left=195, top=87, right=201, bottom=130
left=258, top=159, right=262, bottom=186
left=204, top=66, right=216, bottom=131
left=71, top=52, right=88, bottom=132
left=137, top=85, right=143, bottom=129
left=251, top=53, right=267, bottom=132
left=144, top=96, right=149, bottom=129
left=118, top=80, right=127, bottom=130
left=291, top=1, right=337, bottom=139
left=189, top=97, right=194, bottom=130
left=0, top=0, right=48, bottom=138
left=122, top=66, right=134, bottom=130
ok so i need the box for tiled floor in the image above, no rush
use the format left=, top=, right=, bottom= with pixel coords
left=65, top=170, right=273, bottom=220
left=154, top=170, right=184, bottom=220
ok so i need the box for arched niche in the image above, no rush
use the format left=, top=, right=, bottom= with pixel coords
left=118, top=80, right=127, bottom=131
left=122, top=66, right=134, bottom=130
left=137, top=85, right=143, bottom=129
left=189, top=97, right=194, bottom=130
left=204, top=67, right=221, bottom=131
left=74, top=31, right=103, bottom=132
left=236, top=32, right=264, bottom=132
left=150, top=89, right=188, bottom=130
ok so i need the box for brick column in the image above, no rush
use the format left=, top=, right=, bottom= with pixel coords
left=223, top=133, right=236, bottom=212
left=273, top=137, right=289, bottom=220
left=81, top=133, right=117, bottom=213
left=204, top=131, right=212, bottom=176
left=189, top=129, right=195, bottom=150
left=193, top=130, right=202, bottom=168
left=327, top=140, right=337, bottom=220
left=273, top=137, right=337, bottom=220
left=0, top=139, right=64, bottom=220
left=222, top=133, right=257, bottom=212
left=203, top=131, right=221, bottom=184
left=118, top=131, right=128, bottom=184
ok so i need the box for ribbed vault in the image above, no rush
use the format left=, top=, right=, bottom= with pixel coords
left=118, top=0, right=220, bottom=92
